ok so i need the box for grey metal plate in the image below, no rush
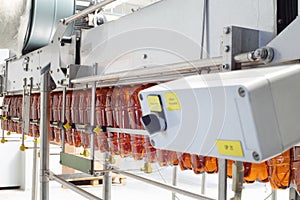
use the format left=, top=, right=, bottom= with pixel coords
left=60, top=152, right=94, bottom=174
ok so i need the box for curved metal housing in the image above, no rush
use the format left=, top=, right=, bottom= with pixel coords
left=23, top=0, right=75, bottom=53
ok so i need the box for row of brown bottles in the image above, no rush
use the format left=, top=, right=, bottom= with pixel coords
left=226, top=149, right=291, bottom=189
left=2, top=93, right=299, bottom=193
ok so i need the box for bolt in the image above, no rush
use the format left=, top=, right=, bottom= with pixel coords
left=222, top=64, right=230, bottom=70
left=252, top=151, right=260, bottom=161
left=223, top=27, right=231, bottom=34
left=139, top=94, right=143, bottom=101
left=150, top=139, right=156, bottom=146
left=238, top=87, right=246, bottom=97
left=224, top=45, right=230, bottom=52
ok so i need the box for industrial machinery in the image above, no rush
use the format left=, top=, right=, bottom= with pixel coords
left=1, top=0, right=300, bottom=200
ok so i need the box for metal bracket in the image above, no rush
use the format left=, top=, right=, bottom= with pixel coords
left=221, top=26, right=259, bottom=71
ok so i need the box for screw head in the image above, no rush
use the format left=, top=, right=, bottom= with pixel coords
left=222, top=64, right=230, bottom=70
left=150, top=139, right=156, bottom=146
left=224, top=45, right=230, bottom=52
left=238, top=87, right=246, bottom=97
left=252, top=151, right=260, bottom=161
left=223, top=27, right=231, bottom=34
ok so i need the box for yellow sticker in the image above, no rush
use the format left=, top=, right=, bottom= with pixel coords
left=148, top=96, right=162, bottom=112
left=165, top=92, right=181, bottom=111
left=216, top=140, right=244, bottom=157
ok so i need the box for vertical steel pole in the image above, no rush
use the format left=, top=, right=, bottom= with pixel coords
left=31, top=139, right=38, bottom=200
left=40, top=66, right=51, bottom=200
left=172, top=166, right=178, bottom=200
left=201, top=173, right=206, bottom=195
left=91, top=82, right=96, bottom=164
left=61, top=87, right=66, bottom=153
left=103, top=152, right=112, bottom=200
left=271, top=189, right=277, bottom=200
left=218, top=159, right=227, bottom=200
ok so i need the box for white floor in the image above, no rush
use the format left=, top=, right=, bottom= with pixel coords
left=0, top=135, right=291, bottom=200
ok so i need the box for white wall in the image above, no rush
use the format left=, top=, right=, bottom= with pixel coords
left=0, top=49, right=9, bottom=64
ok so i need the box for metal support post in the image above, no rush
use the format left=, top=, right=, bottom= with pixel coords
left=230, top=161, right=244, bottom=200
left=172, top=166, right=178, bottom=200
left=40, top=64, right=52, bottom=200
left=218, top=159, right=227, bottom=200
left=31, top=138, right=38, bottom=200
left=201, top=173, right=206, bottom=195
left=103, top=152, right=112, bottom=200
left=61, top=87, right=66, bottom=153
left=90, top=82, right=96, bottom=165
left=271, top=189, right=277, bottom=200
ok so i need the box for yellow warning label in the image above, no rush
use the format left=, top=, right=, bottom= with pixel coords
left=148, top=96, right=162, bottom=112
left=165, top=92, right=181, bottom=111
left=216, top=140, right=244, bottom=157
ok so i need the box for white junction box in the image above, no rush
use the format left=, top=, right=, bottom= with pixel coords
left=139, top=64, right=300, bottom=162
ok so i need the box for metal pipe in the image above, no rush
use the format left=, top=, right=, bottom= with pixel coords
left=172, top=166, right=178, bottom=200
left=271, top=189, right=277, bottom=200
left=113, top=170, right=215, bottom=200
left=21, top=78, right=27, bottom=148
left=71, top=57, right=223, bottom=85
left=103, top=152, right=112, bottom=200
left=218, top=159, right=227, bottom=200
left=50, top=172, right=102, bottom=200
left=90, top=82, right=96, bottom=164
left=61, top=87, right=66, bottom=153
left=31, top=139, right=38, bottom=200
left=231, top=161, right=244, bottom=200
left=63, top=0, right=117, bottom=25
left=40, top=65, right=51, bottom=200
left=201, top=173, right=206, bottom=195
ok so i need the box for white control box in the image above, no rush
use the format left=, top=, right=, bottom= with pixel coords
left=139, top=64, right=300, bottom=162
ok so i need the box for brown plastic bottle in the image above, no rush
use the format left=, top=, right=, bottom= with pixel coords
left=116, top=87, right=131, bottom=158
left=105, top=87, right=119, bottom=155
left=292, top=146, right=300, bottom=194
left=244, top=162, right=269, bottom=183
left=52, top=93, right=60, bottom=122
left=2, top=97, right=9, bottom=131
left=31, top=94, right=39, bottom=121
left=204, top=157, right=218, bottom=174
left=156, top=149, right=170, bottom=167
left=16, top=122, right=22, bottom=134
left=10, top=96, right=17, bottom=117
left=57, top=93, right=63, bottom=122
left=80, top=131, right=90, bottom=148
left=128, top=85, right=146, bottom=160
left=37, top=95, right=40, bottom=120
left=32, top=125, right=40, bottom=138
left=73, top=129, right=82, bottom=147
left=49, top=94, right=53, bottom=122
left=267, top=149, right=291, bottom=189
left=79, top=91, right=87, bottom=124
left=177, top=152, right=192, bottom=170
left=65, top=92, right=72, bottom=123
left=16, top=96, right=22, bottom=119
left=144, top=136, right=157, bottom=163
left=66, top=129, right=74, bottom=145
left=71, top=91, right=80, bottom=124
left=86, top=90, right=93, bottom=125
left=169, top=151, right=179, bottom=166
left=96, top=88, right=109, bottom=152
left=191, top=154, right=206, bottom=174
left=54, top=127, right=61, bottom=143
left=49, top=127, right=55, bottom=141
